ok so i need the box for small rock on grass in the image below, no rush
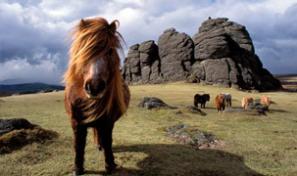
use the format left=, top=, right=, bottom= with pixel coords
left=138, top=97, right=177, bottom=109
left=165, top=124, right=223, bottom=149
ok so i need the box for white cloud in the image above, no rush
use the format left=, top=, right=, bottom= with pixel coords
left=0, top=58, right=62, bottom=84
left=248, top=0, right=296, bottom=14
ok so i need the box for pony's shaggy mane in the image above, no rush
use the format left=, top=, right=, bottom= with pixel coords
left=64, top=17, right=127, bottom=123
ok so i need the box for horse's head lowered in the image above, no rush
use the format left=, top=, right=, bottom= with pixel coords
left=64, top=17, right=127, bottom=121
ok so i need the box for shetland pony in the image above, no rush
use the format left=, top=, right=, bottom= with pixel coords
left=222, top=93, right=232, bottom=107
left=215, top=94, right=225, bottom=112
left=260, top=96, right=271, bottom=109
left=241, top=96, right=254, bottom=110
left=194, top=94, right=210, bottom=108
left=64, top=17, right=130, bottom=175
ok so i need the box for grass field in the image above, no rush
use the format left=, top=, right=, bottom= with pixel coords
left=0, top=82, right=297, bottom=176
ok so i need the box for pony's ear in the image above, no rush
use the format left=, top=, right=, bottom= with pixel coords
left=79, top=19, right=87, bottom=30
left=109, top=20, right=119, bottom=34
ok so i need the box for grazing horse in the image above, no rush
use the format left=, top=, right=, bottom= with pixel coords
left=215, top=94, right=225, bottom=112
left=194, top=93, right=210, bottom=108
left=241, top=97, right=253, bottom=110
left=64, top=17, right=130, bottom=175
left=222, top=93, right=232, bottom=107
left=260, top=96, right=271, bottom=110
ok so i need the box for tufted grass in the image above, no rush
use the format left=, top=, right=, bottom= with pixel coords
left=0, top=82, right=297, bottom=176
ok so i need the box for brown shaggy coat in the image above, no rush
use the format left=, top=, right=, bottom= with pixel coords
left=241, top=97, right=254, bottom=110
left=215, top=94, right=225, bottom=112
left=260, top=96, right=271, bottom=109
left=64, top=17, right=130, bottom=175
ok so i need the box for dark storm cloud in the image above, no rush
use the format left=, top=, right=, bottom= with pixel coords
left=241, top=2, right=297, bottom=74
left=0, top=1, right=67, bottom=61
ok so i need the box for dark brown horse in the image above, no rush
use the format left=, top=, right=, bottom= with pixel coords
left=194, top=93, right=210, bottom=108
left=64, top=17, right=130, bottom=175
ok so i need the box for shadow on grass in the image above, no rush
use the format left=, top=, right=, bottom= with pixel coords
left=268, top=108, right=289, bottom=113
left=220, top=107, right=288, bottom=116
left=86, top=144, right=264, bottom=176
left=201, top=106, right=216, bottom=110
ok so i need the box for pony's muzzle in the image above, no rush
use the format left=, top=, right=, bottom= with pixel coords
left=84, top=80, right=106, bottom=98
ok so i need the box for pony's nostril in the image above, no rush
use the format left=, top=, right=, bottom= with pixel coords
left=97, top=80, right=106, bottom=93
left=84, top=82, right=92, bottom=94
left=84, top=80, right=106, bottom=97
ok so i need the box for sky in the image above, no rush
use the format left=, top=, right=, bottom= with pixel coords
left=0, top=0, right=296, bottom=84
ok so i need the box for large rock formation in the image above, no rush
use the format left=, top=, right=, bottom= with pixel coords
left=122, top=18, right=282, bottom=91
left=190, top=17, right=281, bottom=90
left=158, top=28, right=194, bottom=81
left=122, top=40, right=162, bottom=83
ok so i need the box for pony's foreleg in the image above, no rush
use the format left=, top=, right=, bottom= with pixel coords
left=93, top=127, right=102, bottom=150
left=72, top=124, right=87, bottom=175
left=194, top=100, right=198, bottom=107
left=97, top=124, right=117, bottom=173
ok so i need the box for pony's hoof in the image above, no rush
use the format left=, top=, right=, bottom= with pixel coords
left=73, top=169, right=85, bottom=176
left=105, top=163, right=118, bottom=174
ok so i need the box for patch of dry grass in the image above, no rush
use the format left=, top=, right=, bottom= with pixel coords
left=0, top=83, right=297, bottom=176
left=0, top=127, right=58, bottom=154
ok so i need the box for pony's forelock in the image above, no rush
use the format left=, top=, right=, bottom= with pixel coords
left=64, top=17, right=127, bottom=123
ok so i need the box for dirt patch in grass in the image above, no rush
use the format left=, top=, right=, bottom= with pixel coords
left=184, top=106, right=207, bottom=116
left=0, top=127, right=58, bottom=154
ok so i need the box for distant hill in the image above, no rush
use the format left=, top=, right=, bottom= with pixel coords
left=275, top=74, right=297, bottom=92
left=274, top=74, right=297, bottom=78
left=0, top=78, right=32, bottom=85
left=0, top=83, right=64, bottom=97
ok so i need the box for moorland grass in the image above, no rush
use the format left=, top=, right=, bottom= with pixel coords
left=0, top=82, right=296, bottom=176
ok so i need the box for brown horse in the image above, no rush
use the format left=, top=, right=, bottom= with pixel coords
left=260, top=96, right=271, bottom=109
left=241, top=96, right=254, bottom=110
left=64, top=17, right=130, bottom=175
left=215, top=94, right=225, bottom=112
